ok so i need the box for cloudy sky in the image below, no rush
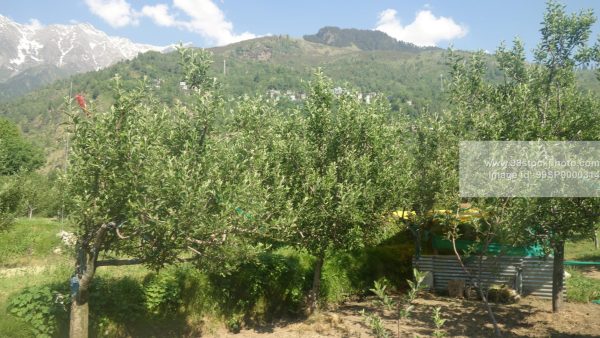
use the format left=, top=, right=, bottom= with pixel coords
left=2, top=0, right=600, bottom=53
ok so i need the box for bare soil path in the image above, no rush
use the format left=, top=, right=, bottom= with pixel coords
left=209, top=294, right=600, bottom=338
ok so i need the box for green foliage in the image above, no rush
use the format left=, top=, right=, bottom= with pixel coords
left=65, top=46, right=264, bottom=276
left=317, top=239, right=415, bottom=304
left=399, top=268, right=427, bottom=320
left=407, top=268, right=428, bottom=302
left=207, top=250, right=312, bottom=322
left=0, top=176, right=19, bottom=230
left=566, top=268, right=600, bottom=303
left=225, top=316, right=242, bottom=334
left=446, top=0, right=600, bottom=271
left=7, top=285, right=69, bottom=338
left=0, top=118, right=44, bottom=175
left=431, top=306, right=447, bottom=338
left=370, top=278, right=395, bottom=311
left=319, top=253, right=361, bottom=304
left=89, top=276, right=146, bottom=323
left=360, top=308, right=390, bottom=338
left=144, top=273, right=182, bottom=317
left=5, top=273, right=187, bottom=338
left=259, top=69, right=406, bottom=254
left=15, top=173, right=58, bottom=218
left=226, top=69, right=411, bottom=310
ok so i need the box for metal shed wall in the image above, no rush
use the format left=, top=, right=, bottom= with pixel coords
left=413, top=255, right=563, bottom=299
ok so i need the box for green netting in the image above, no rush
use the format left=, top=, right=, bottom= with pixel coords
left=564, top=260, right=600, bottom=266
left=432, top=235, right=545, bottom=257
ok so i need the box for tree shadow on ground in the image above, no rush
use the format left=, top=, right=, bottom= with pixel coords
left=545, top=329, right=600, bottom=338
left=338, top=292, right=546, bottom=338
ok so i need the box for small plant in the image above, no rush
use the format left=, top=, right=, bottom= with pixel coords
left=8, top=286, right=69, bottom=338
left=225, top=315, right=242, bottom=333
left=370, top=278, right=396, bottom=311
left=360, top=309, right=390, bottom=338
left=398, top=304, right=414, bottom=320
left=431, top=306, right=447, bottom=338
left=362, top=269, right=428, bottom=338
left=361, top=278, right=395, bottom=338
left=399, top=268, right=428, bottom=320
left=407, top=268, right=428, bottom=301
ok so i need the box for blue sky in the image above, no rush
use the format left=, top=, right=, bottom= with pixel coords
left=2, top=0, right=600, bottom=54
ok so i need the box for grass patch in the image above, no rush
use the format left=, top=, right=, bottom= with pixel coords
left=0, top=218, right=415, bottom=336
left=566, top=267, right=600, bottom=303
left=0, top=217, right=74, bottom=267
left=0, top=263, right=72, bottom=338
left=565, top=239, right=600, bottom=261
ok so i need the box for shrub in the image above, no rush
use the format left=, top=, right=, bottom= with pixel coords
left=89, top=276, right=146, bottom=324
left=144, top=271, right=182, bottom=317
left=321, top=241, right=415, bottom=304
left=321, top=253, right=361, bottom=303
left=207, top=249, right=312, bottom=323
left=7, top=285, right=70, bottom=338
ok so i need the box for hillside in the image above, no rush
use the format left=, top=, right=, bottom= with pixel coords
left=303, top=26, right=434, bottom=52
left=0, top=34, right=454, bottom=123
left=1, top=29, right=600, bottom=172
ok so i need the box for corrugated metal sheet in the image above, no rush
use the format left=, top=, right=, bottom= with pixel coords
left=413, top=255, right=564, bottom=299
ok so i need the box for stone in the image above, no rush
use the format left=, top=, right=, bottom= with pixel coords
left=448, top=280, right=465, bottom=298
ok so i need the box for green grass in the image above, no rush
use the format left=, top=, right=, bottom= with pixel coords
left=0, top=263, right=72, bottom=337
left=0, top=218, right=415, bottom=336
left=566, top=267, right=600, bottom=303
left=0, top=217, right=74, bottom=267
left=565, top=239, right=600, bottom=303
left=0, top=218, right=74, bottom=337
left=565, top=238, right=600, bottom=261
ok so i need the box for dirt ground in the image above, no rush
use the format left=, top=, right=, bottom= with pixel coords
left=580, top=266, right=600, bottom=280
left=209, top=294, right=600, bottom=338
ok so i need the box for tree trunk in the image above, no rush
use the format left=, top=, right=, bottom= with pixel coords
left=69, top=223, right=111, bottom=338
left=552, top=241, right=565, bottom=313
left=28, top=207, right=33, bottom=219
left=594, top=231, right=599, bottom=250
left=69, top=296, right=89, bottom=338
left=306, top=255, right=324, bottom=315
left=410, top=223, right=421, bottom=259
left=69, top=261, right=94, bottom=338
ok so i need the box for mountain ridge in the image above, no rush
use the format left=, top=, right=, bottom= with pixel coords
left=0, top=14, right=174, bottom=97
left=303, top=26, right=438, bottom=52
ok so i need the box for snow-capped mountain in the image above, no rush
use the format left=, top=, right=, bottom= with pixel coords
left=0, top=14, right=172, bottom=95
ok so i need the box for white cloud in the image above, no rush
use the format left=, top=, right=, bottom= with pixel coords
left=84, top=0, right=139, bottom=28
left=171, top=0, right=256, bottom=46
left=375, top=9, right=467, bottom=47
left=141, top=4, right=176, bottom=27
left=87, top=0, right=255, bottom=46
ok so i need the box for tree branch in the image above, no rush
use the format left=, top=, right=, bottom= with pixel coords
left=450, top=224, right=502, bottom=338
left=115, top=227, right=130, bottom=239
left=96, top=258, right=144, bottom=267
